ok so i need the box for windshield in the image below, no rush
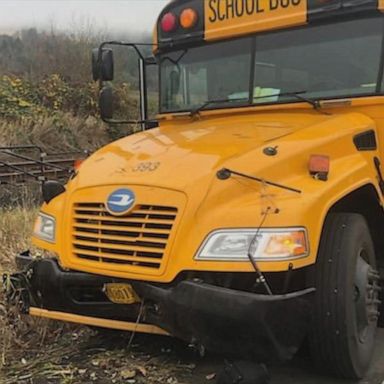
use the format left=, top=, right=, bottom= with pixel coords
left=159, top=16, right=384, bottom=113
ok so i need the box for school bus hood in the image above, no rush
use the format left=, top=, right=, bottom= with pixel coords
left=70, top=111, right=372, bottom=192
left=37, top=110, right=377, bottom=281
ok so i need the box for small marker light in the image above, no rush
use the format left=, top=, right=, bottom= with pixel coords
left=74, top=159, right=84, bottom=170
left=161, top=12, right=177, bottom=33
left=309, top=154, right=330, bottom=180
left=180, top=8, right=198, bottom=29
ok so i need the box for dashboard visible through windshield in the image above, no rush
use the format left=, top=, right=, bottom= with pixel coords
left=159, top=16, right=384, bottom=113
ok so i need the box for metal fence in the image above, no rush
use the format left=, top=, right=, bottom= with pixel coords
left=0, top=146, right=87, bottom=187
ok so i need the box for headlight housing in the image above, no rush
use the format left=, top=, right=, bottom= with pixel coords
left=195, top=228, right=308, bottom=261
left=33, top=213, right=56, bottom=243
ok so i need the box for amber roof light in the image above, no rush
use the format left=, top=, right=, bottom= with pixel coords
left=180, top=8, right=198, bottom=29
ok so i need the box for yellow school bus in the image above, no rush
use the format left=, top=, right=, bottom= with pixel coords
left=7, top=0, right=384, bottom=379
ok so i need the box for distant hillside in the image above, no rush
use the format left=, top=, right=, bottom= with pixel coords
left=0, top=28, right=154, bottom=150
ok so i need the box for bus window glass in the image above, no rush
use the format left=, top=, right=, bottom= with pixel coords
left=253, top=18, right=383, bottom=103
left=159, top=17, right=384, bottom=113
left=160, top=38, right=252, bottom=112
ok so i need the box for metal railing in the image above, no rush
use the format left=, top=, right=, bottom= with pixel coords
left=0, top=146, right=87, bottom=186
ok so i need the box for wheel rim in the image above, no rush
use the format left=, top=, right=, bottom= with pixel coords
left=354, top=249, right=380, bottom=343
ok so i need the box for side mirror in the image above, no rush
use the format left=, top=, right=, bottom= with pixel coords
left=92, top=42, right=159, bottom=127
left=92, top=48, right=114, bottom=82
left=99, top=86, right=115, bottom=120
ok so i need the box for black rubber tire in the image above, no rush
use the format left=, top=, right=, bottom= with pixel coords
left=310, top=213, right=378, bottom=379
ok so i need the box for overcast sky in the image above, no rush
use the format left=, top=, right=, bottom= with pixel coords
left=0, top=0, right=169, bottom=35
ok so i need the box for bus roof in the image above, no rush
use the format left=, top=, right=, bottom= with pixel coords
left=155, top=0, right=383, bottom=50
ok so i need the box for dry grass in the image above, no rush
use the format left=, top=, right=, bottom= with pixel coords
left=0, top=113, right=110, bottom=153
left=0, top=207, right=78, bottom=381
left=0, top=206, right=37, bottom=273
left=0, top=207, right=37, bottom=364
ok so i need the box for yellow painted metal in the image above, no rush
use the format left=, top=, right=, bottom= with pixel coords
left=72, top=231, right=168, bottom=244
left=204, top=0, right=307, bottom=41
left=33, top=95, right=384, bottom=283
left=29, top=307, right=170, bottom=336
left=154, top=1, right=384, bottom=46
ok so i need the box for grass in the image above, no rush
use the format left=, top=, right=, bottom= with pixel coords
left=0, top=206, right=80, bottom=381
left=0, top=113, right=110, bottom=153
left=0, top=206, right=37, bottom=273
left=0, top=207, right=37, bottom=366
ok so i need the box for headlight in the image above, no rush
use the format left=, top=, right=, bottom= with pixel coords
left=33, top=213, right=56, bottom=243
left=195, top=228, right=308, bottom=261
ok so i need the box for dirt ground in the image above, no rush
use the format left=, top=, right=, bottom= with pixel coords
left=191, top=329, right=384, bottom=384
left=2, top=321, right=383, bottom=384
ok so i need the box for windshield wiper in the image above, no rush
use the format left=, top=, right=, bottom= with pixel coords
left=217, top=168, right=302, bottom=194
left=251, top=90, right=322, bottom=111
left=278, top=91, right=322, bottom=111
left=190, top=91, right=325, bottom=117
left=190, top=97, right=249, bottom=117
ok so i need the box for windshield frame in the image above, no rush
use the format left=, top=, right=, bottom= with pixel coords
left=157, top=14, right=384, bottom=115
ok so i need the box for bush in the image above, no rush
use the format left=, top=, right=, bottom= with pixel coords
left=0, top=74, right=99, bottom=120
left=0, top=75, right=43, bottom=120
left=0, top=73, right=119, bottom=151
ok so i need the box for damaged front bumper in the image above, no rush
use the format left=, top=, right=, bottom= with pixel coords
left=3, top=252, right=315, bottom=362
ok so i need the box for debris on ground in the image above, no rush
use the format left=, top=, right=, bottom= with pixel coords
left=0, top=309, right=204, bottom=384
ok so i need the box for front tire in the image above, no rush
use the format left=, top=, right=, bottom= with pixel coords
left=310, top=213, right=380, bottom=379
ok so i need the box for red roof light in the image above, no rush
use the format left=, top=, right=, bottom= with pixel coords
left=161, top=12, right=177, bottom=33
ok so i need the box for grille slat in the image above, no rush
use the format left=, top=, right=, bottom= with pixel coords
left=72, top=202, right=178, bottom=270
left=73, top=246, right=163, bottom=261
left=72, top=231, right=169, bottom=244
left=74, top=251, right=162, bottom=264
left=73, top=239, right=166, bottom=252
left=74, top=204, right=177, bottom=215
left=73, top=213, right=175, bottom=224
left=73, top=222, right=173, bottom=232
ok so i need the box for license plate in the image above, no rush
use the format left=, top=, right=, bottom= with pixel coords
left=104, top=283, right=140, bottom=304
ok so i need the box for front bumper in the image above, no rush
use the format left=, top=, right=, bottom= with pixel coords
left=5, top=252, right=315, bottom=362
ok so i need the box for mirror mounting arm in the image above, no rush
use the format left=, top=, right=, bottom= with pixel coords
left=98, top=41, right=152, bottom=61
left=94, top=41, right=158, bottom=127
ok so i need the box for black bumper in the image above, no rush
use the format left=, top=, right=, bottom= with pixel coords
left=6, top=253, right=315, bottom=362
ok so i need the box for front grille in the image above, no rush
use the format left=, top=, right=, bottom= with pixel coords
left=72, top=203, right=178, bottom=269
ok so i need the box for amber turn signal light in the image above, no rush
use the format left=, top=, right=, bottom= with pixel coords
left=180, top=8, right=198, bottom=29
left=74, top=159, right=84, bottom=170
left=309, top=154, right=330, bottom=180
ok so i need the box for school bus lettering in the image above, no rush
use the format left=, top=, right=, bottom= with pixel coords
left=270, top=0, right=302, bottom=10
left=205, top=0, right=307, bottom=40
left=207, top=0, right=304, bottom=23
left=208, top=0, right=267, bottom=22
